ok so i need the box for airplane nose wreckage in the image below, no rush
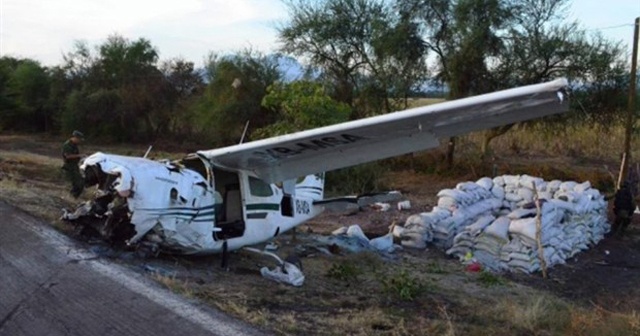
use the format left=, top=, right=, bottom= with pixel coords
left=62, top=79, right=570, bottom=286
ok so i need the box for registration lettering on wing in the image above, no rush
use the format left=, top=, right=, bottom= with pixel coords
left=252, top=133, right=367, bottom=161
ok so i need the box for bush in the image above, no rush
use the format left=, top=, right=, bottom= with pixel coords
left=326, top=261, right=363, bottom=283
left=381, top=269, right=423, bottom=301
left=477, top=271, right=506, bottom=287
left=325, top=162, right=389, bottom=196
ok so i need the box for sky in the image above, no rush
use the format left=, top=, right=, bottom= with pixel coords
left=1, top=0, right=639, bottom=67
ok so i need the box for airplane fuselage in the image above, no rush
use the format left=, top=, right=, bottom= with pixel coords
left=79, top=152, right=325, bottom=255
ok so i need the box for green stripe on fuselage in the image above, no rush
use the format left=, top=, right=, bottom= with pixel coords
left=246, top=203, right=280, bottom=211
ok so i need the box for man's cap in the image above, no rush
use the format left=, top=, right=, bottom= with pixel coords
left=72, top=130, right=84, bottom=139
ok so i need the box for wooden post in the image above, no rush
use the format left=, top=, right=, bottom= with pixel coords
left=619, top=17, right=640, bottom=190
left=617, top=152, right=628, bottom=190
left=532, top=182, right=548, bottom=279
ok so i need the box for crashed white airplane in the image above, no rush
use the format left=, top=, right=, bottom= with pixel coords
left=64, top=79, right=569, bottom=275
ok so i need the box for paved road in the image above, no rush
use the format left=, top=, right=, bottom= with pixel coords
left=0, top=201, right=266, bottom=336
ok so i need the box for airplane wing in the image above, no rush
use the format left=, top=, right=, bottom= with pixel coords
left=198, top=78, right=569, bottom=183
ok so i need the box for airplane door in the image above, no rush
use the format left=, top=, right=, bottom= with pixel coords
left=281, top=179, right=295, bottom=217
left=211, top=167, right=246, bottom=240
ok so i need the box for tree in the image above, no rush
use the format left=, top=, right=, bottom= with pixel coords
left=253, top=80, right=351, bottom=138
left=191, top=50, right=282, bottom=146
left=397, top=0, right=628, bottom=162
left=481, top=0, right=627, bottom=156
left=159, top=58, right=205, bottom=137
left=279, top=0, right=428, bottom=118
left=60, top=35, right=175, bottom=141
left=0, top=58, right=51, bottom=132
left=397, top=0, right=510, bottom=166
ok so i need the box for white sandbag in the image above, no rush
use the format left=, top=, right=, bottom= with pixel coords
left=457, top=181, right=482, bottom=191
left=536, top=181, right=548, bottom=192
left=519, top=175, right=544, bottom=189
left=508, top=259, right=539, bottom=274
left=574, top=181, right=592, bottom=193
left=465, top=198, right=502, bottom=218
left=538, top=191, right=553, bottom=200
left=401, top=237, right=427, bottom=249
left=392, top=225, right=405, bottom=238
left=431, top=207, right=453, bottom=219
left=346, top=225, right=369, bottom=242
left=509, top=217, right=537, bottom=240
left=548, top=198, right=575, bottom=213
left=484, top=217, right=510, bottom=241
left=493, top=176, right=505, bottom=187
left=503, top=175, right=521, bottom=186
left=554, top=190, right=578, bottom=203
left=437, top=189, right=469, bottom=202
left=547, top=180, right=562, bottom=192
left=560, top=181, right=578, bottom=192
left=446, top=245, right=472, bottom=258
left=492, top=185, right=505, bottom=200
left=517, top=188, right=535, bottom=203
left=370, top=233, right=394, bottom=252
left=476, top=177, right=494, bottom=190
left=437, top=196, right=457, bottom=209
left=504, top=184, right=518, bottom=194
left=450, top=209, right=470, bottom=227
left=505, top=192, right=523, bottom=202
left=466, top=215, right=496, bottom=235
left=405, top=214, right=428, bottom=228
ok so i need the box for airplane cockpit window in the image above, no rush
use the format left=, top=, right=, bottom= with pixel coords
left=178, top=156, right=209, bottom=181
left=249, top=177, right=274, bottom=197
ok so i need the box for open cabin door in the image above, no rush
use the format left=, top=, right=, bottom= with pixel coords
left=280, top=179, right=295, bottom=217
left=211, top=167, right=246, bottom=240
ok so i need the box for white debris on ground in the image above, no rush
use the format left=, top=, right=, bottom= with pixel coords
left=396, top=175, right=609, bottom=273
left=371, top=202, right=391, bottom=212
left=321, top=224, right=400, bottom=253
left=260, top=262, right=305, bottom=287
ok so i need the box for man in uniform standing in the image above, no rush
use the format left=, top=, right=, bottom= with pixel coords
left=613, top=181, right=636, bottom=237
left=62, top=130, right=85, bottom=198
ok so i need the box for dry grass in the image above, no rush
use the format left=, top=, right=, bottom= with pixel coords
left=0, top=149, right=77, bottom=224
left=492, top=294, right=571, bottom=334
left=567, top=305, right=640, bottom=336
left=466, top=123, right=634, bottom=163
left=406, top=97, right=446, bottom=108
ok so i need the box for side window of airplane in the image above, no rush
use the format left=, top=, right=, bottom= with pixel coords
left=248, top=177, right=274, bottom=197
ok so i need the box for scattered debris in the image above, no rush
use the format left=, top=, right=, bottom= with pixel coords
left=260, top=262, right=305, bottom=287
left=311, top=224, right=401, bottom=254
left=320, top=191, right=405, bottom=216
left=244, top=247, right=305, bottom=287
left=397, top=200, right=412, bottom=211
left=371, top=202, right=391, bottom=212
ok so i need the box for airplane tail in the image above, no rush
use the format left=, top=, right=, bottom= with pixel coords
left=295, top=173, right=325, bottom=201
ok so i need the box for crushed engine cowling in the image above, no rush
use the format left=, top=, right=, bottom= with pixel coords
left=62, top=163, right=136, bottom=245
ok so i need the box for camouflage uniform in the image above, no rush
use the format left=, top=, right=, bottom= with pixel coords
left=613, top=183, right=636, bottom=236
left=62, top=139, right=83, bottom=198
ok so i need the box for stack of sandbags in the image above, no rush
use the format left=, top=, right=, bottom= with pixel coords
left=425, top=175, right=610, bottom=273
left=474, top=216, right=511, bottom=259
left=397, top=178, right=502, bottom=249
left=398, top=208, right=449, bottom=249
left=446, top=215, right=495, bottom=257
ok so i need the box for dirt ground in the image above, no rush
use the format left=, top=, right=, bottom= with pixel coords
left=2, top=134, right=640, bottom=335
